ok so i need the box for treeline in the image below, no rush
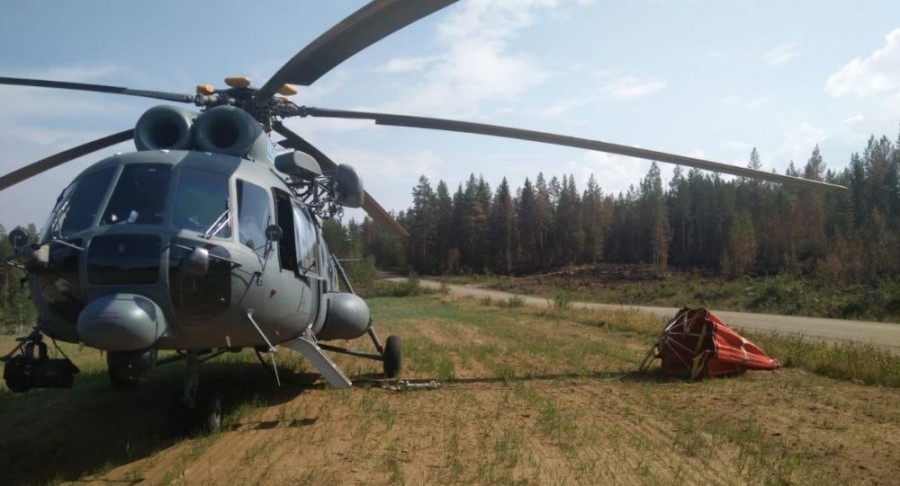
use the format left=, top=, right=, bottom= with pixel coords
left=329, top=130, right=900, bottom=283
left=0, top=224, right=38, bottom=329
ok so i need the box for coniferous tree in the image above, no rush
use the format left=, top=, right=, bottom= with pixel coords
left=555, top=175, right=583, bottom=264
left=581, top=174, right=605, bottom=263
left=435, top=180, right=455, bottom=273
left=488, top=178, right=516, bottom=273
left=516, top=178, right=539, bottom=270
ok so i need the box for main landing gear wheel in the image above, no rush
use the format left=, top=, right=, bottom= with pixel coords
left=383, top=335, right=402, bottom=378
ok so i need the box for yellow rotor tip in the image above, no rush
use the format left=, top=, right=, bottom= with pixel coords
left=224, top=76, right=252, bottom=89
left=279, top=84, right=298, bottom=96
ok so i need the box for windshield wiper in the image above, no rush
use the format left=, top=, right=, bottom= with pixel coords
left=202, top=208, right=231, bottom=239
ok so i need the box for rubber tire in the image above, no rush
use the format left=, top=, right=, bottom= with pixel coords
left=196, top=389, right=223, bottom=434
left=383, top=335, right=402, bottom=378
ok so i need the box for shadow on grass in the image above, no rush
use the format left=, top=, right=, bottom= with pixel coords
left=351, top=368, right=678, bottom=390
left=0, top=358, right=312, bottom=486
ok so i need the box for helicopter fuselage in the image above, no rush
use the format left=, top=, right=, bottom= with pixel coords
left=28, top=148, right=343, bottom=353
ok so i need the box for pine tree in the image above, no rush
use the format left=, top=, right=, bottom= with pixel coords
left=488, top=178, right=516, bottom=273
left=581, top=174, right=605, bottom=263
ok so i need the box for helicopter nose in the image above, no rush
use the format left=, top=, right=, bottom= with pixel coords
left=77, top=293, right=167, bottom=351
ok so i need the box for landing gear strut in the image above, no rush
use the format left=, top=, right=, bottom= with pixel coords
left=367, top=326, right=401, bottom=378
left=168, top=350, right=222, bottom=437
left=314, top=325, right=403, bottom=379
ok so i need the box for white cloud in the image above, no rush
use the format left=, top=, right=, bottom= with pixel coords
left=773, top=122, right=827, bottom=170
left=762, top=43, right=800, bottom=67
left=826, top=28, right=900, bottom=98
left=744, top=96, right=773, bottom=110
left=381, top=56, right=436, bottom=74
left=595, top=72, right=667, bottom=101
left=366, top=0, right=576, bottom=118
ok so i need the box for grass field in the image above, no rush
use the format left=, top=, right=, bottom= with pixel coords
left=443, top=264, right=900, bottom=323
left=1, top=294, right=898, bottom=485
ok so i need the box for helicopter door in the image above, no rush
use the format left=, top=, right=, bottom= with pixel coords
left=292, top=202, right=320, bottom=277
left=273, top=189, right=299, bottom=274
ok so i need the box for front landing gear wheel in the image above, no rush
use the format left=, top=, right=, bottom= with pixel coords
left=197, top=389, right=223, bottom=434
left=383, top=335, right=402, bottom=378
left=167, top=388, right=223, bottom=437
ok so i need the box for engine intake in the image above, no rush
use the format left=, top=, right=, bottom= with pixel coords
left=134, top=105, right=196, bottom=151
left=192, top=105, right=269, bottom=159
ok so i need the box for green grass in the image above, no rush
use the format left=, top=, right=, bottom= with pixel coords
left=748, top=332, right=900, bottom=386
left=436, top=293, right=900, bottom=388
left=478, top=271, right=900, bottom=323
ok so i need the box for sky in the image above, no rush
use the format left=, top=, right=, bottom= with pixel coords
left=1, top=0, right=900, bottom=231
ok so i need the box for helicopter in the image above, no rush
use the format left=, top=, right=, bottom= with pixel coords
left=0, top=0, right=845, bottom=436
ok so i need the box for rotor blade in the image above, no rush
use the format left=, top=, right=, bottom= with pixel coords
left=0, top=129, right=134, bottom=191
left=258, top=0, right=457, bottom=97
left=301, top=107, right=848, bottom=193
left=0, top=77, right=195, bottom=103
left=272, top=122, right=409, bottom=237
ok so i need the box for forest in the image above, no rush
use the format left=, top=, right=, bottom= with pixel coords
left=329, top=130, right=900, bottom=285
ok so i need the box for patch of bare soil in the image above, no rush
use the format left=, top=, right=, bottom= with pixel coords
left=62, top=298, right=900, bottom=485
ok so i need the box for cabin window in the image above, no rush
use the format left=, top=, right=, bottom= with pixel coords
left=274, top=189, right=298, bottom=273
left=44, top=166, right=116, bottom=239
left=293, top=202, right=319, bottom=274
left=236, top=180, right=271, bottom=257
left=173, top=167, right=231, bottom=238
left=102, top=164, right=171, bottom=225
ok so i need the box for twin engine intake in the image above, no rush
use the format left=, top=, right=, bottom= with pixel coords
left=134, top=105, right=269, bottom=160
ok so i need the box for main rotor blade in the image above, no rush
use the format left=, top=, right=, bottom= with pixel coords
left=258, top=0, right=457, bottom=97
left=0, top=129, right=134, bottom=191
left=0, top=77, right=195, bottom=103
left=301, top=108, right=848, bottom=193
left=272, top=122, right=409, bottom=237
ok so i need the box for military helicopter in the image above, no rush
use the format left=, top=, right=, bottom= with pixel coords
left=0, top=0, right=844, bottom=435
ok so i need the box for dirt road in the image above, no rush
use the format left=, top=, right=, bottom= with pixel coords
left=402, top=278, right=900, bottom=353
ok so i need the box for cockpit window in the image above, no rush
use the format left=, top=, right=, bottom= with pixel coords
left=44, top=166, right=116, bottom=239
left=173, top=167, right=231, bottom=238
left=237, top=180, right=271, bottom=256
left=102, top=164, right=171, bottom=225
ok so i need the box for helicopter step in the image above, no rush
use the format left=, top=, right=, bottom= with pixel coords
left=282, top=333, right=352, bottom=389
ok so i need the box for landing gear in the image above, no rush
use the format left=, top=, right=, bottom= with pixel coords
left=107, top=349, right=157, bottom=390
left=366, top=326, right=402, bottom=378
left=298, top=326, right=403, bottom=381
left=383, top=335, right=402, bottom=378
left=167, top=350, right=222, bottom=437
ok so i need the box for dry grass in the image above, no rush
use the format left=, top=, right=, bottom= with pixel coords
left=0, top=294, right=898, bottom=485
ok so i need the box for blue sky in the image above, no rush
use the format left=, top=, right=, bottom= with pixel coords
left=2, top=0, right=900, bottom=230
